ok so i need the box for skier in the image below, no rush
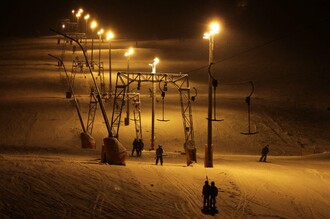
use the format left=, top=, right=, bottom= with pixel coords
left=155, top=145, right=164, bottom=165
left=259, top=144, right=270, bottom=162
left=210, top=181, right=218, bottom=210
left=202, top=180, right=211, bottom=210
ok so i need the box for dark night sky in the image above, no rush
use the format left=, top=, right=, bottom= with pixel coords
left=1, top=0, right=329, bottom=39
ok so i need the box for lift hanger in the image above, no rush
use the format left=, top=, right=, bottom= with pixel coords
left=208, top=63, right=223, bottom=122
left=241, top=81, right=258, bottom=135
left=157, top=81, right=170, bottom=122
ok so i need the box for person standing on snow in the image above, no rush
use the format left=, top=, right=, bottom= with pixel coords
left=131, top=138, right=139, bottom=157
left=210, top=181, right=218, bottom=210
left=259, top=144, right=270, bottom=162
left=202, top=180, right=211, bottom=210
left=137, top=139, right=144, bottom=157
left=155, top=145, right=164, bottom=165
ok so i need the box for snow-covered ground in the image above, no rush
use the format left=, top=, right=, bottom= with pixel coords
left=0, top=32, right=329, bottom=218
left=1, top=151, right=329, bottom=218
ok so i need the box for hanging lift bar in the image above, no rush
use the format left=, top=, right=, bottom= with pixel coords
left=157, top=81, right=170, bottom=122
left=48, top=53, right=86, bottom=133
left=241, top=81, right=258, bottom=135
left=208, top=62, right=223, bottom=122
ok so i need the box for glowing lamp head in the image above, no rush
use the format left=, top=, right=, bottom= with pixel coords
left=203, top=32, right=210, bottom=39
left=125, top=47, right=134, bottom=56
left=209, top=22, right=220, bottom=35
left=62, top=24, right=65, bottom=29
left=91, top=21, right=97, bottom=30
left=72, top=10, right=75, bottom=14
left=153, top=57, right=159, bottom=65
left=76, top=13, right=81, bottom=18
left=78, top=8, right=83, bottom=13
left=97, top=28, right=104, bottom=35
left=84, top=14, right=90, bottom=20
left=106, top=31, right=114, bottom=40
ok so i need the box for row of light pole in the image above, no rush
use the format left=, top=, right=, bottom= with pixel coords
left=74, top=8, right=158, bottom=152
left=70, top=8, right=219, bottom=165
left=71, top=8, right=115, bottom=95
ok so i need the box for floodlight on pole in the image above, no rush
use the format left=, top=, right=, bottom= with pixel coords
left=124, top=47, right=134, bottom=125
left=106, top=31, right=114, bottom=96
left=149, top=57, right=159, bottom=150
left=204, top=21, right=220, bottom=168
left=90, top=20, right=98, bottom=66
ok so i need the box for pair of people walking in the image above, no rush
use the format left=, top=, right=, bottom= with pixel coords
left=131, top=138, right=144, bottom=157
left=202, top=180, right=218, bottom=211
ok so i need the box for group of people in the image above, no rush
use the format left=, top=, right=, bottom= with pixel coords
left=133, top=142, right=270, bottom=165
left=202, top=180, right=218, bottom=211
left=131, top=138, right=144, bottom=157
left=132, top=140, right=165, bottom=166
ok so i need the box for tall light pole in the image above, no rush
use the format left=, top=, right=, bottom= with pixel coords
left=149, top=57, right=159, bottom=150
left=76, top=12, right=81, bottom=32
left=97, top=28, right=104, bottom=69
left=203, top=22, right=220, bottom=167
left=75, top=9, right=83, bottom=32
left=71, top=10, right=75, bottom=22
left=106, top=31, right=114, bottom=96
left=90, top=20, right=97, bottom=66
left=83, top=14, right=90, bottom=52
left=84, top=14, right=90, bottom=33
left=124, top=47, right=134, bottom=71
left=124, top=47, right=134, bottom=125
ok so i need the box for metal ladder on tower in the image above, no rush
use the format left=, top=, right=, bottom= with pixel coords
left=86, top=87, right=98, bottom=135
left=132, top=94, right=142, bottom=140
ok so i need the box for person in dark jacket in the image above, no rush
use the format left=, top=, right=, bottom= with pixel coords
left=210, top=181, right=218, bottom=210
left=259, top=144, right=269, bottom=162
left=137, top=139, right=144, bottom=157
left=156, top=145, right=164, bottom=165
left=202, top=180, right=211, bottom=210
left=131, top=138, right=139, bottom=157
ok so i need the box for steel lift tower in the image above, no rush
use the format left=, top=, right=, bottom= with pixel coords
left=110, top=72, right=197, bottom=165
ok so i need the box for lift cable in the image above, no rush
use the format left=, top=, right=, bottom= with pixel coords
left=185, top=16, right=330, bottom=75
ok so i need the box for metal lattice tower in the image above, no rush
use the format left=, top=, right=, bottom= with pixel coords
left=86, top=88, right=98, bottom=135
left=111, top=72, right=195, bottom=159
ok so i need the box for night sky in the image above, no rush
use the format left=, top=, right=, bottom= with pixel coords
left=1, top=0, right=329, bottom=39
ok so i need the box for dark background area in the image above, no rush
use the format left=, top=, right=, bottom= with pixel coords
left=0, top=0, right=329, bottom=39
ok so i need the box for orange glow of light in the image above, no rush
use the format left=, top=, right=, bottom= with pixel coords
left=91, top=20, right=98, bottom=30
left=106, top=31, right=114, bottom=40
